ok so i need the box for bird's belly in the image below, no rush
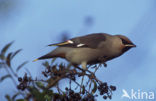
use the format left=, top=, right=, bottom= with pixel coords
left=65, top=48, right=101, bottom=65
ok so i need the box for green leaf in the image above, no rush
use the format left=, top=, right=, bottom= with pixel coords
left=0, top=41, right=14, bottom=60
left=11, top=49, right=22, bottom=60
left=16, top=61, right=28, bottom=72
left=51, top=58, right=56, bottom=64
left=16, top=99, right=25, bottom=101
left=82, top=85, right=85, bottom=94
left=28, top=86, right=39, bottom=95
left=28, top=86, right=44, bottom=101
left=5, top=94, right=11, bottom=101
left=6, top=52, right=12, bottom=67
left=0, top=74, right=12, bottom=82
left=92, top=80, right=97, bottom=94
left=44, top=95, right=51, bottom=101
left=46, top=90, right=53, bottom=96
left=42, top=61, right=50, bottom=70
left=36, top=82, right=45, bottom=89
left=42, top=61, right=49, bottom=67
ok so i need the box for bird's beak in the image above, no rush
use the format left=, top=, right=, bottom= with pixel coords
left=125, top=44, right=136, bottom=47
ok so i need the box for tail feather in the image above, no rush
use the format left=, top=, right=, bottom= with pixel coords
left=33, top=47, right=70, bottom=62
left=33, top=53, right=57, bottom=62
left=38, top=54, right=55, bottom=60
left=33, top=59, right=39, bottom=62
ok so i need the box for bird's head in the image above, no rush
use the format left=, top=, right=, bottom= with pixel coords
left=115, top=35, right=136, bottom=53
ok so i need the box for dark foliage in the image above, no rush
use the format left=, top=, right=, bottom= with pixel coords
left=0, top=42, right=116, bottom=101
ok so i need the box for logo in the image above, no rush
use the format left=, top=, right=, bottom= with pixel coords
left=121, top=89, right=154, bottom=100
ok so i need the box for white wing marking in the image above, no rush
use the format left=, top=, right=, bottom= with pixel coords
left=77, top=43, right=85, bottom=47
left=67, top=40, right=74, bottom=44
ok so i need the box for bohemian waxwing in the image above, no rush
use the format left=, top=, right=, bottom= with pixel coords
left=33, top=33, right=136, bottom=69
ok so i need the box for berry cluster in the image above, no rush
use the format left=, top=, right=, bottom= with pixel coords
left=64, top=87, right=96, bottom=101
left=67, top=71, right=76, bottom=81
left=42, top=64, right=67, bottom=79
left=17, top=73, right=31, bottom=91
left=98, top=82, right=116, bottom=100
left=16, top=62, right=117, bottom=100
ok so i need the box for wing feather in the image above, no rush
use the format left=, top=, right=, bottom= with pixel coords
left=48, top=33, right=108, bottom=49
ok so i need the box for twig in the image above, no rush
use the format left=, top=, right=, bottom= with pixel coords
left=88, top=80, right=92, bottom=93
left=71, top=79, right=90, bottom=94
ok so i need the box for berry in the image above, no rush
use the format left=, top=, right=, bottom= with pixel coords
left=18, top=77, right=22, bottom=82
left=103, top=96, right=107, bottom=99
left=110, top=85, right=116, bottom=91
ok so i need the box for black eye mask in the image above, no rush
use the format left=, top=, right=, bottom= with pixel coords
left=121, top=38, right=130, bottom=45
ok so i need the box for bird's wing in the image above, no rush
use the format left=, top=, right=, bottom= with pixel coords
left=48, top=33, right=107, bottom=49
left=48, top=40, right=74, bottom=47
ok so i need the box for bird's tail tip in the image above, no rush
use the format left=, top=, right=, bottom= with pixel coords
left=33, top=59, right=39, bottom=62
left=48, top=44, right=56, bottom=46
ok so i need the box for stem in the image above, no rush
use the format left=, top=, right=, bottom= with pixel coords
left=71, top=79, right=90, bottom=94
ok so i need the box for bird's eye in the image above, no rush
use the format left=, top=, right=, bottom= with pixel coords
left=120, top=38, right=129, bottom=45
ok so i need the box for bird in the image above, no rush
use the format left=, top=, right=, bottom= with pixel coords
left=33, top=33, right=136, bottom=69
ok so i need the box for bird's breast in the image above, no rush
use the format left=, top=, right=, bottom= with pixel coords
left=65, top=48, right=102, bottom=65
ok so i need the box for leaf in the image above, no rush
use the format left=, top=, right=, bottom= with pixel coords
left=44, top=95, right=51, bottom=101
left=16, top=61, right=28, bottom=72
left=6, top=52, right=12, bottom=67
left=51, top=58, right=56, bottom=64
left=42, top=61, right=50, bottom=70
left=36, top=82, right=45, bottom=89
left=0, top=74, right=12, bottom=82
left=28, top=86, right=39, bottom=95
left=92, top=80, right=97, bottom=94
left=0, top=62, right=5, bottom=68
left=11, top=49, right=22, bottom=60
left=82, top=85, right=85, bottom=94
left=16, top=99, right=25, bottom=101
left=0, top=41, right=14, bottom=60
left=46, top=90, right=53, bottom=96
left=0, top=54, right=5, bottom=60
left=5, top=94, right=11, bottom=101
left=42, top=61, right=49, bottom=67
left=28, top=86, right=44, bottom=101
left=67, top=63, right=72, bottom=69
left=12, top=92, right=20, bottom=100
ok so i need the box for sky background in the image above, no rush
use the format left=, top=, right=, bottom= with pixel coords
left=0, top=0, right=156, bottom=101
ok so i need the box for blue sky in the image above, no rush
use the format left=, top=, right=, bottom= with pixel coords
left=0, top=0, right=156, bottom=101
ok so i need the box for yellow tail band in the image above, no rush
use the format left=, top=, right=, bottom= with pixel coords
left=33, top=59, right=39, bottom=62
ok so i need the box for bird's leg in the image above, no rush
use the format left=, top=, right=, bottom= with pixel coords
left=98, top=56, right=107, bottom=67
left=81, top=62, right=87, bottom=70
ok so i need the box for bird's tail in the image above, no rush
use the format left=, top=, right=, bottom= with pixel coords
left=33, top=52, right=58, bottom=62
left=33, top=47, right=69, bottom=62
left=33, top=59, right=39, bottom=62
left=33, top=52, right=57, bottom=62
